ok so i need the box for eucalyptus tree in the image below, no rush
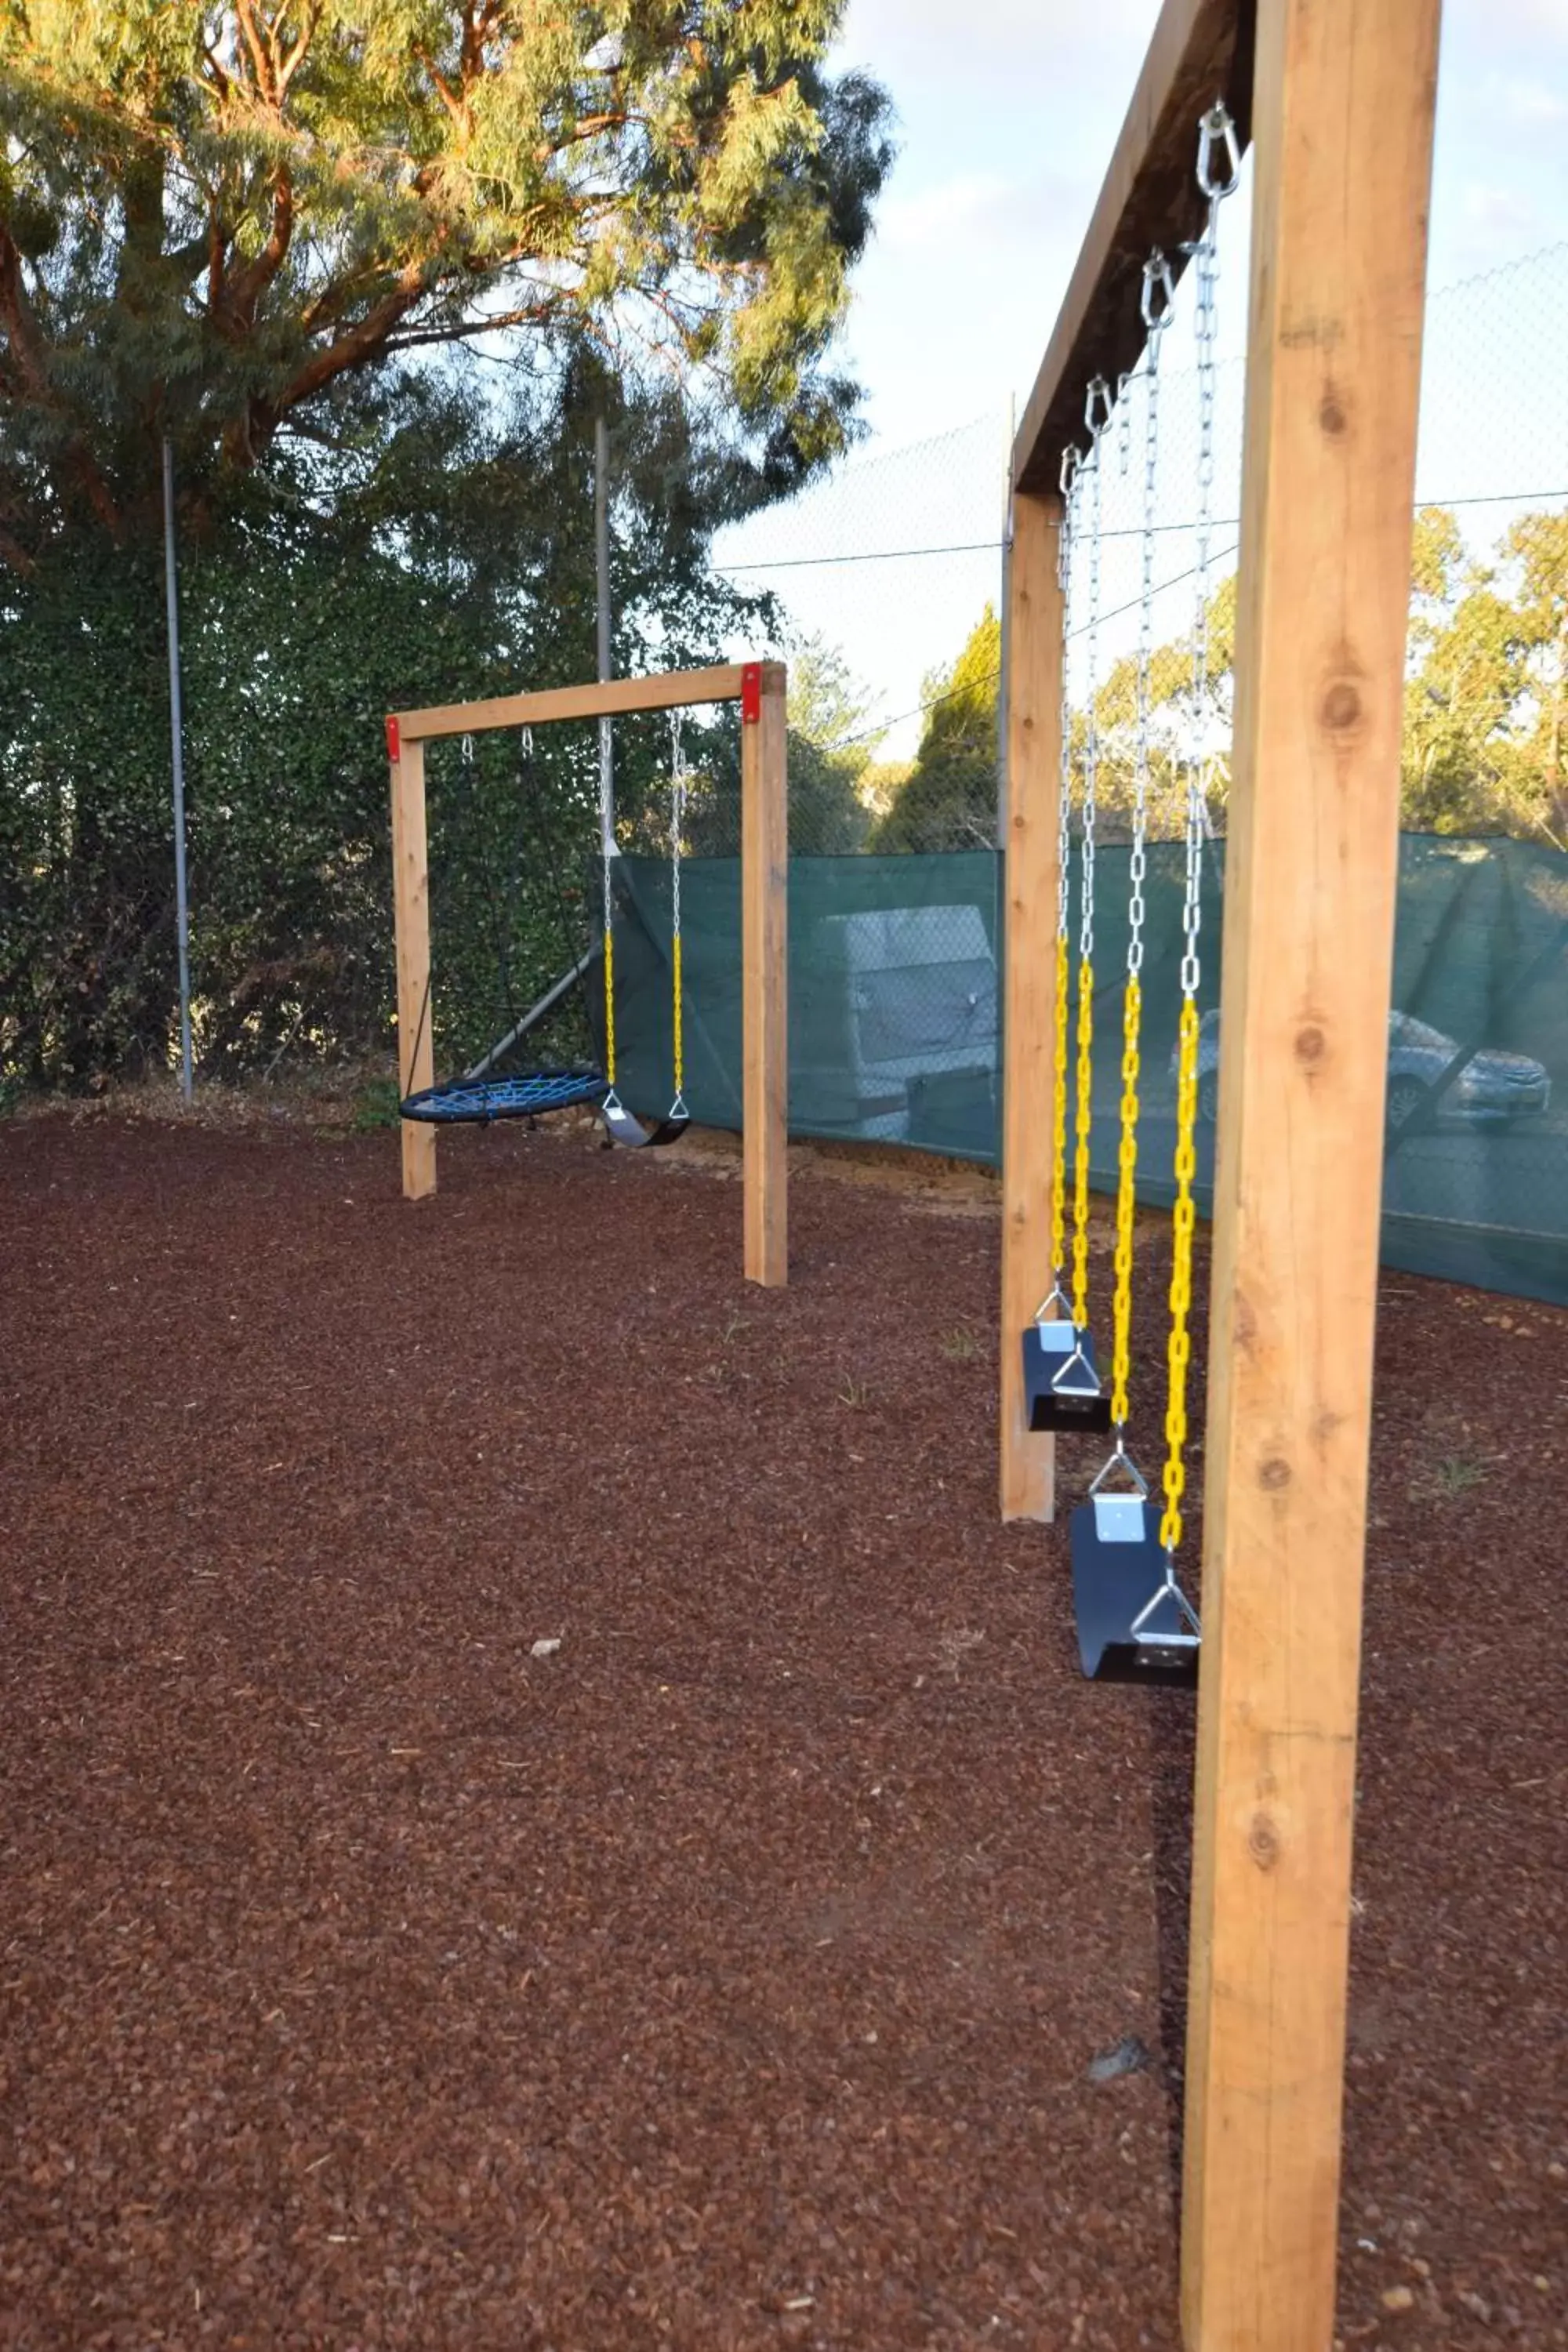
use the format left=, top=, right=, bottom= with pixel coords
left=0, top=2, right=892, bottom=559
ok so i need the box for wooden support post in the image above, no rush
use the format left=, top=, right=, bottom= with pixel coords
left=741, top=662, right=789, bottom=1287
left=1181, top=4, right=1441, bottom=2347
left=999, top=489, right=1064, bottom=1521
left=388, top=725, right=435, bottom=1201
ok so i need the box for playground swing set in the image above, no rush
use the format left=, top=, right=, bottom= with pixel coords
left=996, top=0, right=1443, bottom=2345
left=383, top=0, right=1442, bottom=2339
left=384, top=660, right=789, bottom=1288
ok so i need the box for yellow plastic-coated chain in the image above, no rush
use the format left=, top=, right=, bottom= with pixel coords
left=1051, top=932, right=1069, bottom=1277
left=602, top=922, right=617, bottom=1088
left=1160, top=996, right=1200, bottom=1552
left=1071, top=954, right=1094, bottom=1327
left=671, top=932, right=684, bottom=1098
left=1109, top=973, right=1142, bottom=1426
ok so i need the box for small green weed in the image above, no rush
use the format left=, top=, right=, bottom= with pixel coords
left=838, top=1374, right=871, bottom=1409
left=938, top=1323, right=982, bottom=1362
left=1409, top=1449, right=1489, bottom=1504
left=352, top=1076, right=402, bottom=1131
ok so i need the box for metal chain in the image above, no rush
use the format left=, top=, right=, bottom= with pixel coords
left=1071, top=376, right=1113, bottom=1329
left=600, top=723, right=618, bottom=1094
left=669, top=710, right=684, bottom=949
left=1078, top=376, right=1111, bottom=978
left=1106, top=252, right=1174, bottom=1435
left=1162, top=102, right=1239, bottom=1560
left=1047, top=447, right=1080, bottom=1297
left=1131, top=252, right=1174, bottom=991
left=1056, top=448, right=1078, bottom=948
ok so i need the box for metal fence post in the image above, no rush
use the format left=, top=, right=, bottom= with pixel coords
left=162, top=437, right=194, bottom=1102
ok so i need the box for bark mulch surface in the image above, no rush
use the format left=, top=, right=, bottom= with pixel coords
left=2, top=1112, right=1563, bottom=2352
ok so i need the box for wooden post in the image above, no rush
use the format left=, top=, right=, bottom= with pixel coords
left=1181, top=5, right=1441, bottom=2348
left=741, top=661, right=788, bottom=1287
left=999, top=489, right=1064, bottom=1520
left=388, top=723, right=435, bottom=1201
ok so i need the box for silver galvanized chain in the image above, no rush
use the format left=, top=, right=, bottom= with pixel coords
left=1181, top=103, right=1240, bottom=999
left=1131, top=252, right=1175, bottom=982
left=669, top=709, right=684, bottom=944
left=1079, top=375, right=1113, bottom=971
left=1056, top=445, right=1080, bottom=947
left=599, top=717, right=615, bottom=940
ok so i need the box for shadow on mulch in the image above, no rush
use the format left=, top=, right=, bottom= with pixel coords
left=0, top=1112, right=1562, bottom=2352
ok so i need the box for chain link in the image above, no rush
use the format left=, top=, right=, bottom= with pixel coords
left=600, top=724, right=618, bottom=1091
left=1049, top=449, right=1080, bottom=1290
left=1071, top=377, right=1112, bottom=1329
left=1106, top=255, right=1174, bottom=1432
left=1162, top=104, right=1237, bottom=1558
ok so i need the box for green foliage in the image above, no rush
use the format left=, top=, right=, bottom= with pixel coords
left=872, top=605, right=1000, bottom=852
left=786, top=630, right=880, bottom=852
left=0, top=375, right=766, bottom=1089
left=1403, top=507, right=1568, bottom=846
left=351, top=1075, right=402, bottom=1131
left=1, top=6, right=895, bottom=1093
left=0, top=3, right=893, bottom=561
left=1083, top=508, right=1566, bottom=848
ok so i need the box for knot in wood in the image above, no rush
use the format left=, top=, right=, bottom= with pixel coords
left=1248, top=1811, right=1282, bottom=1871
left=1321, top=680, right=1363, bottom=735
left=1258, top=1455, right=1291, bottom=1491
left=1295, top=1023, right=1327, bottom=1067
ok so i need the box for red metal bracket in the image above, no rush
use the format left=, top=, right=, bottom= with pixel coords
left=741, top=662, right=762, bottom=724
left=385, top=713, right=401, bottom=761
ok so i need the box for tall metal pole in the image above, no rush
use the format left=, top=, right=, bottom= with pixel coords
left=162, top=437, right=194, bottom=1102
left=593, top=414, right=614, bottom=857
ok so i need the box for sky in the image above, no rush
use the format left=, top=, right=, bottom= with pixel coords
left=829, top=0, right=1568, bottom=445
left=712, top=0, right=1568, bottom=757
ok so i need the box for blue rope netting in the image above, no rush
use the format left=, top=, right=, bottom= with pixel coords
left=400, top=1068, right=607, bottom=1124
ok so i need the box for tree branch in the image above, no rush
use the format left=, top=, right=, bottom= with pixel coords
left=225, top=166, right=294, bottom=325
left=234, top=0, right=274, bottom=102
left=277, top=2, right=322, bottom=101
left=383, top=297, right=564, bottom=352
left=270, top=260, right=430, bottom=417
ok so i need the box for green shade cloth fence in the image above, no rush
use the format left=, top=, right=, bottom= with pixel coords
left=605, top=835, right=1568, bottom=1308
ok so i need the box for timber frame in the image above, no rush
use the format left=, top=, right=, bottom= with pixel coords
left=999, top=2, right=1441, bottom=2347
left=386, top=659, right=789, bottom=1289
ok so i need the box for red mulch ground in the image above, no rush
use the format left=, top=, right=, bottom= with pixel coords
left=2, top=1111, right=1563, bottom=2352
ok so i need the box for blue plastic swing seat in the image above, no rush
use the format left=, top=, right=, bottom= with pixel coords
left=400, top=1067, right=608, bottom=1124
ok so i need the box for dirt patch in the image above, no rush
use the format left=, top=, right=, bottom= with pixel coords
left=1, top=1114, right=1563, bottom=2350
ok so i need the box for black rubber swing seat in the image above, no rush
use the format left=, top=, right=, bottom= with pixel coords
left=1069, top=1496, right=1200, bottom=1686
left=600, top=1098, right=691, bottom=1150
left=400, top=1067, right=608, bottom=1123
left=1022, top=1322, right=1113, bottom=1434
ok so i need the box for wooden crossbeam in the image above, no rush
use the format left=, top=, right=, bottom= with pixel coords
left=393, top=662, right=771, bottom=744
left=1012, top=0, right=1255, bottom=495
